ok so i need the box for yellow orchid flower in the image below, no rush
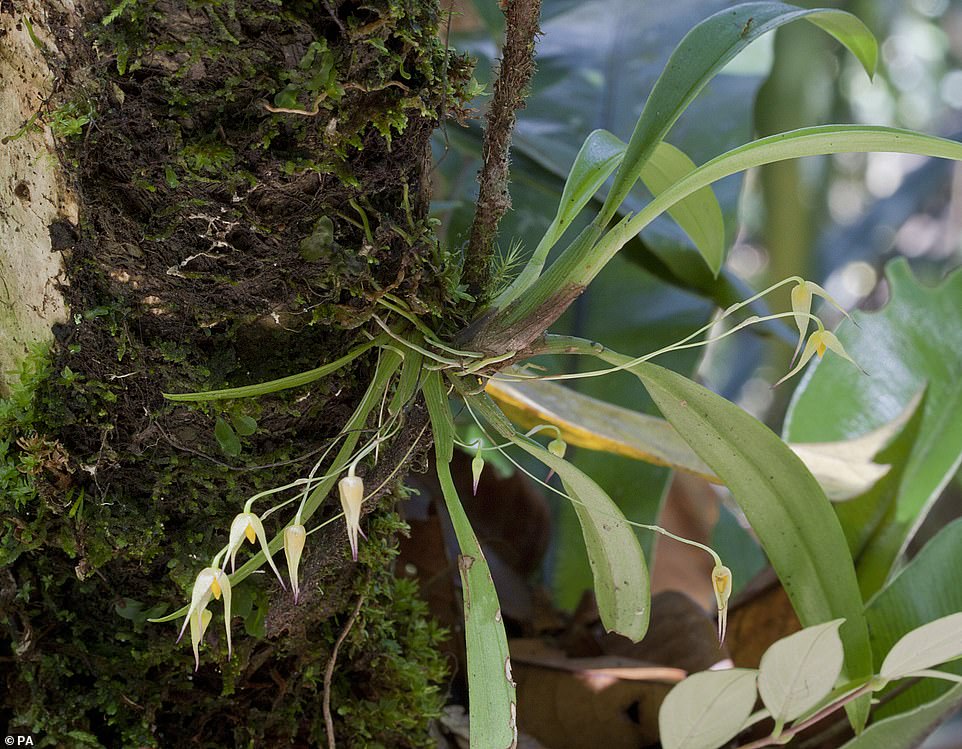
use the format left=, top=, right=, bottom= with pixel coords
left=774, top=327, right=864, bottom=388
left=177, top=566, right=232, bottom=668
left=711, top=564, right=733, bottom=644
left=227, top=511, right=286, bottom=587
left=790, top=280, right=853, bottom=365
left=338, top=474, right=366, bottom=561
left=284, top=524, right=307, bottom=603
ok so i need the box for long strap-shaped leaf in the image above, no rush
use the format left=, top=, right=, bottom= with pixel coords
left=467, top=390, right=650, bottom=642
left=540, top=336, right=872, bottom=730
left=597, top=2, right=877, bottom=228
left=540, top=126, right=962, bottom=297
left=423, top=372, right=517, bottom=749
left=163, top=335, right=386, bottom=401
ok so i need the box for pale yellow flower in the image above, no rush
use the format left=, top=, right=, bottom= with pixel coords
left=227, top=511, right=286, bottom=587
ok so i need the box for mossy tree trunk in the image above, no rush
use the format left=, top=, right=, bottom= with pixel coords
left=1, top=1, right=472, bottom=745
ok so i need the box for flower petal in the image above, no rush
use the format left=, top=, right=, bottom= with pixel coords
left=773, top=335, right=820, bottom=388
left=790, top=282, right=814, bottom=366
left=228, top=514, right=252, bottom=572
left=249, top=513, right=286, bottom=588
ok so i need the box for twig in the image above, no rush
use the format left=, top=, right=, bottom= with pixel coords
left=323, top=595, right=365, bottom=749
left=738, top=683, right=875, bottom=749
left=463, top=0, right=542, bottom=301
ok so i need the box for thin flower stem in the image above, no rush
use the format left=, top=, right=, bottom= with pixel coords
left=462, top=397, right=723, bottom=568
left=496, top=311, right=821, bottom=383
left=737, top=682, right=875, bottom=749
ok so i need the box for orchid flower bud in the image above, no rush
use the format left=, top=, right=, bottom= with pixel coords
left=227, top=511, right=286, bottom=588
left=284, top=524, right=307, bottom=603
left=471, top=454, right=485, bottom=496
left=711, top=564, right=733, bottom=644
left=545, top=437, right=567, bottom=481
left=339, top=474, right=365, bottom=562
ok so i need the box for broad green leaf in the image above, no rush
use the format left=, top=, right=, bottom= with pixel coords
left=426, top=384, right=517, bottom=749
left=600, top=3, right=877, bottom=228
left=866, top=518, right=962, bottom=717
left=638, top=140, right=726, bottom=275
left=786, top=260, right=962, bottom=587
left=230, top=413, right=257, bottom=437
left=580, top=350, right=873, bottom=730
left=486, top=376, right=903, bottom=502
left=880, top=613, right=962, bottom=682
left=163, top=336, right=383, bottom=401
left=214, top=417, right=240, bottom=457
left=659, top=669, right=759, bottom=749
left=758, top=619, right=845, bottom=723
left=839, top=683, right=962, bottom=749
left=468, top=392, right=650, bottom=641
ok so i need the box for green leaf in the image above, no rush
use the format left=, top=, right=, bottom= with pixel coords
left=230, top=413, right=257, bottom=437
left=496, top=129, right=625, bottom=308
left=163, top=336, right=383, bottom=401
left=599, top=2, right=877, bottom=228
left=214, top=417, right=240, bottom=457
left=486, top=376, right=901, bottom=502
left=555, top=126, right=962, bottom=293
left=546, top=340, right=875, bottom=730
left=839, top=683, right=962, bottom=749
left=659, top=669, right=759, bottom=749
left=467, top=392, right=650, bottom=642
left=422, top=371, right=454, bottom=463
left=500, top=131, right=725, bottom=303
left=758, top=620, right=846, bottom=724
left=638, top=140, right=726, bottom=276
left=444, top=1, right=757, bottom=297
left=866, top=518, right=962, bottom=717
left=880, top=613, right=962, bottom=683
left=388, top=347, right=423, bottom=416
left=426, top=386, right=516, bottom=749
left=786, top=260, right=962, bottom=588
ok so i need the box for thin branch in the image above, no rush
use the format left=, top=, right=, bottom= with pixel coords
left=463, top=0, right=542, bottom=301
left=323, top=595, right=365, bottom=749
left=738, top=683, right=875, bottom=749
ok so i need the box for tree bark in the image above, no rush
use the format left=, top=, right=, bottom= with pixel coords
left=1, top=1, right=469, bottom=745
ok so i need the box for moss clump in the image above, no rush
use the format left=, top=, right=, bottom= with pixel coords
left=2, top=0, right=463, bottom=745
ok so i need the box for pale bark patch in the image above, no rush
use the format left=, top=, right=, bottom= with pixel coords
left=0, top=3, right=76, bottom=391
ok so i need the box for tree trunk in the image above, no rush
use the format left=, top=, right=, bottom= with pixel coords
left=1, top=1, right=470, bottom=745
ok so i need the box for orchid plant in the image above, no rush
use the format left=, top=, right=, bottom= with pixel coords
left=151, top=3, right=962, bottom=747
